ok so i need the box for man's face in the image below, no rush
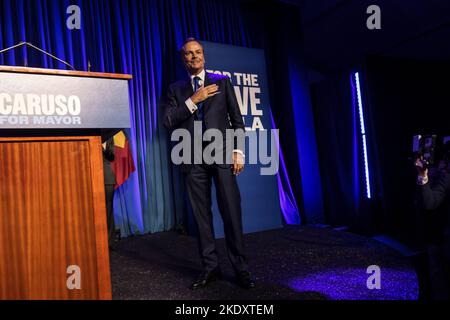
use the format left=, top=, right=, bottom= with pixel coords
left=182, top=41, right=205, bottom=75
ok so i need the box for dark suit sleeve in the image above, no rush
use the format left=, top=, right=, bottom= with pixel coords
left=225, top=78, right=245, bottom=131
left=419, top=174, right=450, bottom=210
left=163, top=84, right=192, bottom=130
left=224, top=78, right=245, bottom=151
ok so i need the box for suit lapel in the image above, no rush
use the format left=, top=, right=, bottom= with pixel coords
left=203, top=72, right=213, bottom=116
left=181, top=78, right=194, bottom=100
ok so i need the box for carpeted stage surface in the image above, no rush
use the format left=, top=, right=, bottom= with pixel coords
left=109, top=226, right=418, bottom=300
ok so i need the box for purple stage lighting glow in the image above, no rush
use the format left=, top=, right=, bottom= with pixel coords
left=354, top=72, right=372, bottom=199
left=287, top=267, right=418, bottom=300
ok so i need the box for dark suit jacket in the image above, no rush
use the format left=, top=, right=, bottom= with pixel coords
left=164, top=72, right=245, bottom=172
left=418, top=173, right=450, bottom=256
left=103, top=138, right=116, bottom=185
left=420, top=173, right=450, bottom=210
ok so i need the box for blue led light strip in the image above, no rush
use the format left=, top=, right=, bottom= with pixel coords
left=354, top=72, right=372, bottom=199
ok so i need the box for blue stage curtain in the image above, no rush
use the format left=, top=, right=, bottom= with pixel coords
left=0, top=0, right=299, bottom=235
left=309, top=74, right=365, bottom=230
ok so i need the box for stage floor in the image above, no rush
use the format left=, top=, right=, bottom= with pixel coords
left=109, top=226, right=418, bottom=300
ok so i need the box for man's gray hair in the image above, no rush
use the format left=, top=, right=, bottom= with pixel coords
left=179, top=38, right=204, bottom=55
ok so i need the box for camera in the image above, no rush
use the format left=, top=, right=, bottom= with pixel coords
left=413, top=135, right=450, bottom=170
left=413, top=134, right=437, bottom=169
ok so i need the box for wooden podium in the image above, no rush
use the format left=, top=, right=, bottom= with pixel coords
left=0, top=66, right=132, bottom=300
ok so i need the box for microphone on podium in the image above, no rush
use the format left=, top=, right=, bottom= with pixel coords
left=0, top=41, right=75, bottom=70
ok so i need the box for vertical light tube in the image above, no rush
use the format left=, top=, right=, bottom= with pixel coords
left=354, top=72, right=372, bottom=199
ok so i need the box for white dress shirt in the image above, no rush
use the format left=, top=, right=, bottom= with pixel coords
left=185, top=69, right=206, bottom=113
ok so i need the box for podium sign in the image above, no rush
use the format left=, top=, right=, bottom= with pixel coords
left=0, top=66, right=132, bottom=300
left=0, top=66, right=131, bottom=129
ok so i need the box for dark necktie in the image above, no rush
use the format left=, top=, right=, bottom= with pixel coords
left=193, top=76, right=204, bottom=121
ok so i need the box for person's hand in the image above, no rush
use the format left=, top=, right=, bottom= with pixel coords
left=232, top=152, right=244, bottom=176
left=191, top=84, right=220, bottom=105
left=415, top=156, right=428, bottom=178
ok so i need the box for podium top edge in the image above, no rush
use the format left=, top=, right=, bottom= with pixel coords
left=0, top=65, right=133, bottom=80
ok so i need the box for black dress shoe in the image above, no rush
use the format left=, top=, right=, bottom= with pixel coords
left=236, top=271, right=256, bottom=289
left=190, top=269, right=222, bottom=290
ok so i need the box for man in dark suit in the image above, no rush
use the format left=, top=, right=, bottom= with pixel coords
left=416, top=157, right=450, bottom=299
left=103, top=138, right=117, bottom=249
left=164, top=38, right=255, bottom=289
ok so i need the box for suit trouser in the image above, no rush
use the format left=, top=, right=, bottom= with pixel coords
left=185, top=164, right=248, bottom=274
